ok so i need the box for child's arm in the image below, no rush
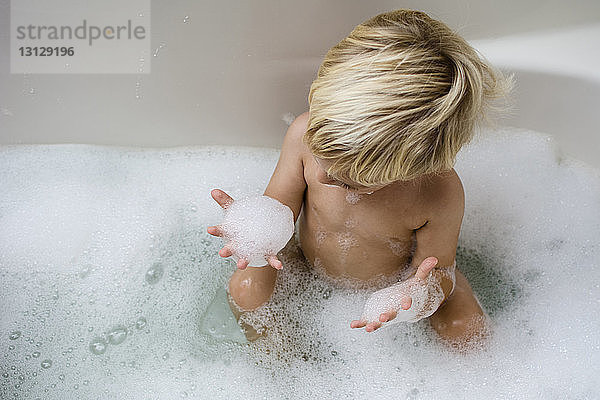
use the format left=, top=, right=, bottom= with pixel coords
left=262, top=112, right=309, bottom=223
left=207, top=112, right=309, bottom=269
left=351, top=173, right=464, bottom=331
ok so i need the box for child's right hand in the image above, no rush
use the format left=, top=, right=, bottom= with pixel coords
left=206, top=188, right=284, bottom=271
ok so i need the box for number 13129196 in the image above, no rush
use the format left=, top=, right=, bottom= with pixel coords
left=19, top=47, right=74, bottom=56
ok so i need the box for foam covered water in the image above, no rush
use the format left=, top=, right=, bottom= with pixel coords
left=1, top=127, right=599, bottom=399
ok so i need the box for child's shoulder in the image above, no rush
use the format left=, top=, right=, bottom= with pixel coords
left=281, top=111, right=311, bottom=162
left=291, top=111, right=310, bottom=129
left=418, top=169, right=465, bottom=216
left=286, top=111, right=310, bottom=144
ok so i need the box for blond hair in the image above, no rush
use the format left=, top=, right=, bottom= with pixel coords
left=304, top=9, right=515, bottom=186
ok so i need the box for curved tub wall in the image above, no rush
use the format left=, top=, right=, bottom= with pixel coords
left=0, top=1, right=598, bottom=168
left=492, top=68, right=600, bottom=170
left=471, top=24, right=600, bottom=169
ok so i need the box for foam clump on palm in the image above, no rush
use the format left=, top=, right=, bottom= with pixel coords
left=360, top=264, right=453, bottom=325
left=220, top=195, right=294, bottom=267
left=360, top=280, right=437, bottom=324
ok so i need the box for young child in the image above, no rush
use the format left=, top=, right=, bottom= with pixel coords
left=207, top=9, right=513, bottom=347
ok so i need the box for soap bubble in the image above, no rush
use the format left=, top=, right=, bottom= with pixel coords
left=220, top=196, right=294, bottom=267
left=89, top=338, right=107, bottom=355
left=135, top=317, right=147, bottom=330
left=8, top=331, right=21, bottom=340
left=107, top=325, right=128, bottom=345
left=145, top=263, right=164, bottom=284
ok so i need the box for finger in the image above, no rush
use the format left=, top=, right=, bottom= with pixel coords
left=401, top=297, right=412, bottom=310
left=207, top=225, right=223, bottom=237
left=237, top=258, right=249, bottom=270
left=267, top=255, right=283, bottom=270
left=350, top=320, right=367, bottom=329
left=379, top=310, right=397, bottom=322
left=219, top=246, right=233, bottom=258
left=365, top=322, right=382, bottom=332
left=414, top=256, right=438, bottom=280
left=210, top=189, right=234, bottom=209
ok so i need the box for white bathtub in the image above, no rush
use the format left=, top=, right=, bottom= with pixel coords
left=471, top=23, right=600, bottom=170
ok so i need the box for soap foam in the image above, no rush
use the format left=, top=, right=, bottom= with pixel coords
left=345, top=191, right=361, bottom=204
left=359, top=263, right=452, bottom=324
left=220, top=195, right=294, bottom=267
left=1, top=126, right=599, bottom=399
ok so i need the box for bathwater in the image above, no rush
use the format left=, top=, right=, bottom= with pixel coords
left=1, top=127, right=598, bottom=399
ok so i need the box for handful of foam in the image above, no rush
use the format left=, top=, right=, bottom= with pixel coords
left=360, top=281, right=431, bottom=324
left=360, top=261, right=456, bottom=325
left=220, top=195, right=294, bottom=267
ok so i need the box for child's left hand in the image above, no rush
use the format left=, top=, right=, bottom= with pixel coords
left=350, top=256, right=438, bottom=332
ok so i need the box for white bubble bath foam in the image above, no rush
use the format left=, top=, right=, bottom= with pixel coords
left=1, top=127, right=599, bottom=399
